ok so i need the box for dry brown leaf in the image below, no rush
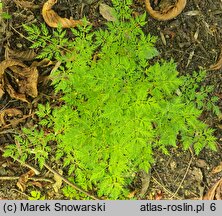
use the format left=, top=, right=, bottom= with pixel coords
left=155, top=190, right=163, bottom=200
left=17, top=170, right=35, bottom=192
left=52, top=169, right=63, bottom=193
left=14, top=0, right=39, bottom=9
left=18, top=67, right=39, bottom=98
left=31, top=58, right=53, bottom=67
left=0, top=59, right=26, bottom=78
left=5, top=77, right=29, bottom=103
left=9, top=65, right=39, bottom=98
left=211, top=162, right=222, bottom=175
left=203, top=178, right=222, bottom=200
left=0, top=108, right=23, bottom=126
left=0, top=59, right=39, bottom=101
left=127, top=190, right=137, bottom=199
left=209, top=47, right=222, bottom=71
left=7, top=49, right=37, bottom=61
left=0, top=60, right=24, bottom=99
left=0, top=82, right=5, bottom=98
left=99, top=3, right=117, bottom=22
left=30, top=181, right=43, bottom=188
left=42, top=0, right=83, bottom=28
left=215, top=183, right=222, bottom=200
left=145, top=0, right=187, bottom=21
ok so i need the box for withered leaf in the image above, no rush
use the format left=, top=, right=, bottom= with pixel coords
left=211, top=162, right=222, bottom=175
left=0, top=59, right=39, bottom=101
left=145, top=0, right=187, bottom=21
left=203, top=178, right=222, bottom=200
left=31, top=58, right=53, bottom=67
left=52, top=169, right=63, bottom=193
left=30, top=181, right=43, bottom=188
left=209, top=47, right=222, bottom=71
left=0, top=60, right=23, bottom=100
left=99, top=3, right=117, bottom=22
left=14, top=0, right=39, bottom=9
left=5, top=77, right=29, bottom=103
left=7, top=48, right=37, bottom=61
left=0, top=82, right=5, bottom=99
left=18, top=66, right=39, bottom=98
left=0, top=108, right=23, bottom=126
left=17, top=170, right=35, bottom=192
left=42, top=0, right=83, bottom=28
left=0, top=59, right=26, bottom=78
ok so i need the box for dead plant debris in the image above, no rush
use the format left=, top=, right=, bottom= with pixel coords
left=42, top=0, right=83, bottom=28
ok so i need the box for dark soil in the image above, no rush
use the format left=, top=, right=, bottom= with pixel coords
left=0, top=0, right=222, bottom=200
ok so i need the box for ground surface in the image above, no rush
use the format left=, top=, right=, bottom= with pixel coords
left=0, top=0, right=222, bottom=200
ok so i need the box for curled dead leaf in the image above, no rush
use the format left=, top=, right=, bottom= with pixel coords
left=209, top=47, right=222, bottom=71
left=17, top=170, right=35, bottom=192
left=19, top=67, right=39, bottom=98
left=0, top=59, right=26, bottom=101
left=5, top=77, right=29, bottom=103
left=203, top=178, right=222, bottom=200
left=0, top=108, right=23, bottom=126
left=42, top=0, right=83, bottom=28
left=145, top=0, right=187, bottom=21
left=0, top=59, right=39, bottom=101
left=99, top=3, right=117, bottom=22
left=0, top=59, right=26, bottom=78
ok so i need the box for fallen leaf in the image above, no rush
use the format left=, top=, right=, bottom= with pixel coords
left=139, top=170, right=151, bottom=198
left=5, top=76, right=29, bottom=103
left=0, top=59, right=39, bottom=101
left=52, top=169, right=63, bottom=193
left=211, top=162, right=222, bottom=175
left=14, top=0, right=39, bottom=9
left=0, top=82, right=5, bottom=99
left=145, top=0, right=187, bottom=21
left=42, top=0, right=83, bottom=28
left=99, top=3, right=117, bottom=22
left=127, top=190, right=137, bottom=199
left=155, top=190, right=163, bottom=200
left=5, top=77, right=29, bottom=103
left=31, top=58, right=53, bottom=67
left=7, top=48, right=37, bottom=61
left=203, top=178, right=222, bottom=200
left=0, top=108, right=23, bottom=126
left=209, top=47, right=222, bottom=71
left=17, top=170, right=35, bottom=192
left=18, top=66, right=39, bottom=98
left=0, top=59, right=26, bottom=78
left=0, top=59, right=26, bottom=100
left=30, top=181, right=43, bottom=188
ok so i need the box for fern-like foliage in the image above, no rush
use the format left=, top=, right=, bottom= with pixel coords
left=4, top=0, right=219, bottom=199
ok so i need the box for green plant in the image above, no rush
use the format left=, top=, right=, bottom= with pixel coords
left=0, top=2, right=11, bottom=20
left=4, top=0, right=219, bottom=199
left=28, top=190, right=45, bottom=200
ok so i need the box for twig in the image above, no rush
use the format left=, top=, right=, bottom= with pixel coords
left=0, top=176, right=53, bottom=183
left=14, top=158, right=40, bottom=175
left=151, top=176, right=182, bottom=200
left=43, top=163, right=101, bottom=200
left=0, top=147, right=40, bottom=175
left=169, top=157, right=193, bottom=199
left=0, top=129, right=17, bottom=135
left=11, top=189, right=29, bottom=198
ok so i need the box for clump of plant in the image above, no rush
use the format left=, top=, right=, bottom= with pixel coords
left=4, top=0, right=219, bottom=199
